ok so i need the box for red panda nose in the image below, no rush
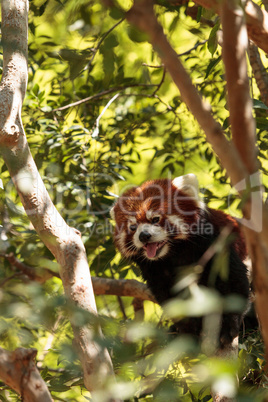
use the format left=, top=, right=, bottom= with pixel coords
left=139, top=231, right=152, bottom=243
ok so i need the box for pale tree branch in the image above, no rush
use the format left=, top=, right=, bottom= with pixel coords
left=93, top=277, right=155, bottom=301
left=0, top=347, right=52, bottom=402
left=248, top=41, right=268, bottom=107
left=0, top=253, right=156, bottom=301
left=0, top=0, right=117, bottom=396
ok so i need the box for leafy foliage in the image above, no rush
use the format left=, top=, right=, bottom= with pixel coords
left=0, top=0, right=267, bottom=400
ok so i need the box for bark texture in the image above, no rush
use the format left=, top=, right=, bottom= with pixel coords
left=0, top=347, right=52, bottom=402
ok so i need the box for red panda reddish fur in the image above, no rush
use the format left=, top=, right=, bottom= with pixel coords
left=112, top=178, right=250, bottom=346
left=206, top=208, right=247, bottom=261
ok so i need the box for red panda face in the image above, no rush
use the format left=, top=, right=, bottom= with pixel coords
left=111, top=176, right=202, bottom=261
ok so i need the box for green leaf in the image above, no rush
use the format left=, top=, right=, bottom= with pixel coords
left=196, top=6, right=203, bottom=23
left=256, top=117, right=268, bottom=130
left=253, top=98, right=268, bottom=110
left=207, top=22, right=220, bottom=56
left=205, top=56, right=221, bottom=79
left=32, top=83, right=40, bottom=96
left=169, top=15, right=180, bottom=33
left=127, top=25, right=149, bottom=43
left=109, top=7, right=124, bottom=20
left=103, top=33, right=119, bottom=48
left=41, top=366, right=49, bottom=379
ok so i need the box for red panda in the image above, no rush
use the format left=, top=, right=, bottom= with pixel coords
left=111, top=174, right=250, bottom=346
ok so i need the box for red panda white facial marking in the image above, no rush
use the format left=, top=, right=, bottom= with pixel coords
left=166, top=215, right=189, bottom=239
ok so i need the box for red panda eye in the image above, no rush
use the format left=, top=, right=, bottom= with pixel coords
left=152, top=216, right=160, bottom=224
left=129, top=224, right=137, bottom=231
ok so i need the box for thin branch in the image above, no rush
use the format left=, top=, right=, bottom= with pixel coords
left=142, top=40, right=208, bottom=69
left=0, top=253, right=59, bottom=283
left=0, top=272, right=24, bottom=287
left=53, top=39, right=207, bottom=114
left=142, top=63, right=163, bottom=68
left=0, top=253, right=156, bottom=301
left=52, top=84, right=158, bottom=112
left=152, top=68, right=166, bottom=96
left=178, top=40, right=208, bottom=56
left=132, top=298, right=145, bottom=320
left=86, top=18, right=125, bottom=71
left=93, top=277, right=155, bottom=301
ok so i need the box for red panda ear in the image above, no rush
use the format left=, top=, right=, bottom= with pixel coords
left=172, top=174, right=204, bottom=208
left=172, top=174, right=199, bottom=197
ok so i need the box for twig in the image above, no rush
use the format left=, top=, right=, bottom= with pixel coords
left=142, top=63, right=163, bottom=68
left=0, top=272, right=24, bottom=287
left=109, top=266, right=128, bottom=320
left=52, top=84, right=158, bottom=112
left=86, top=18, right=125, bottom=71
left=178, top=40, right=208, bottom=57
left=142, top=40, right=208, bottom=68
left=152, top=68, right=166, bottom=96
